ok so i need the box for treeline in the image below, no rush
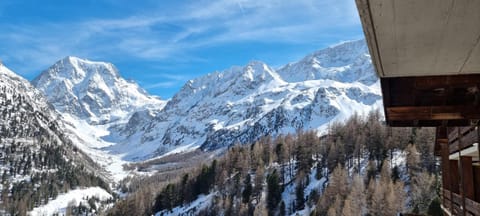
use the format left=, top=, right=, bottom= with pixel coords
left=109, top=111, right=440, bottom=215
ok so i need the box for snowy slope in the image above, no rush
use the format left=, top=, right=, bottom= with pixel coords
left=113, top=39, right=381, bottom=160
left=32, top=57, right=167, bottom=179
left=29, top=187, right=112, bottom=216
left=32, top=39, right=381, bottom=167
left=32, top=56, right=165, bottom=125
left=277, top=39, right=376, bottom=85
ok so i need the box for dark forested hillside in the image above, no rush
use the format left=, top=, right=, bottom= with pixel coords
left=109, top=111, right=441, bottom=216
left=0, top=69, right=111, bottom=215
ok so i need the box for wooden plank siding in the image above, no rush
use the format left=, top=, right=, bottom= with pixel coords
left=442, top=127, right=480, bottom=215
left=448, top=126, right=479, bottom=154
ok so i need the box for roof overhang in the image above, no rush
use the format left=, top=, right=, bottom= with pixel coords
left=356, top=0, right=480, bottom=78
left=356, top=0, right=480, bottom=127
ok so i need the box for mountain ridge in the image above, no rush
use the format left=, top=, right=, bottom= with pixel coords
left=116, top=39, right=382, bottom=159
left=31, top=39, right=382, bottom=163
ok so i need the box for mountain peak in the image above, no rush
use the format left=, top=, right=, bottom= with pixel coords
left=277, top=39, right=377, bottom=85
left=55, top=56, right=120, bottom=80
left=242, top=60, right=282, bottom=82
left=33, top=57, right=165, bottom=124
left=63, top=56, right=113, bottom=68
left=0, top=61, right=22, bottom=78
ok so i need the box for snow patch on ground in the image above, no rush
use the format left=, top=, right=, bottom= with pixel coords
left=282, top=165, right=326, bottom=215
left=29, top=187, right=112, bottom=216
left=62, top=113, right=130, bottom=183
left=154, top=193, right=215, bottom=216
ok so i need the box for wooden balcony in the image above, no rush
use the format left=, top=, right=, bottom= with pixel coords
left=441, top=126, right=480, bottom=216
left=443, top=189, right=480, bottom=216
left=448, top=126, right=479, bottom=155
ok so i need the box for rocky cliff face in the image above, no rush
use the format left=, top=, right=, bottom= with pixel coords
left=115, top=40, right=381, bottom=158
left=32, top=56, right=165, bottom=125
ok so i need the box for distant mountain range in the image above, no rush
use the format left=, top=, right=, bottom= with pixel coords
left=30, top=39, right=381, bottom=163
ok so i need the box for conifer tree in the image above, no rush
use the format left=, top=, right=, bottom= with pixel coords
left=266, top=170, right=282, bottom=214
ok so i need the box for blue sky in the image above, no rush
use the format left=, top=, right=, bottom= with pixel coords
left=0, top=0, right=364, bottom=99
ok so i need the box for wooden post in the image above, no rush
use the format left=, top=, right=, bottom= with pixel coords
left=441, top=142, right=451, bottom=211
left=460, top=156, right=474, bottom=201
left=458, top=128, right=466, bottom=216
left=451, top=159, right=460, bottom=213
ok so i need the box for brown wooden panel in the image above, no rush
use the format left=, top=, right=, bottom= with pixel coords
left=461, top=156, right=475, bottom=200
left=442, top=143, right=452, bottom=191
left=444, top=189, right=452, bottom=212
left=461, top=130, right=477, bottom=149
left=461, top=126, right=475, bottom=136
left=388, top=119, right=470, bottom=127
left=451, top=160, right=460, bottom=194
left=452, top=191, right=462, bottom=215
left=473, top=166, right=480, bottom=202
left=449, top=127, right=460, bottom=143
left=448, top=126, right=478, bottom=153
left=387, top=106, right=480, bottom=121
left=465, top=197, right=480, bottom=216
left=383, top=75, right=480, bottom=107
left=381, top=75, right=480, bottom=127
left=412, top=75, right=480, bottom=90
left=451, top=193, right=462, bottom=215
left=450, top=140, right=460, bottom=154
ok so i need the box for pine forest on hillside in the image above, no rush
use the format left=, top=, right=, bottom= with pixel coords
left=109, top=111, right=441, bottom=216
left=0, top=84, right=112, bottom=215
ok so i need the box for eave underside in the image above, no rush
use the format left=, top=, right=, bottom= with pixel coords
left=382, top=74, right=480, bottom=127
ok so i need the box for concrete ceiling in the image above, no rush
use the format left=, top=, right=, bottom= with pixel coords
left=356, top=0, right=480, bottom=78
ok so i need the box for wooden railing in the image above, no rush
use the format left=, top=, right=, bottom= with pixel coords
left=448, top=126, right=478, bottom=154
left=443, top=189, right=480, bottom=215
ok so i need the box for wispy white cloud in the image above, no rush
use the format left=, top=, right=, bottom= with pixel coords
left=145, top=81, right=180, bottom=89
left=142, top=72, right=193, bottom=90
left=0, top=0, right=362, bottom=76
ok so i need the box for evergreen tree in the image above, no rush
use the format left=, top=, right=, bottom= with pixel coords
left=294, top=173, right=305, bottom=210
left=266, top=170, right=282, bottom=214
left=279, top=201, right=286, bottom=216
left=242, top=174, right=252, bottom=204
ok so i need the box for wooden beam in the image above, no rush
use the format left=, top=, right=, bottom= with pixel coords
left=412, top=75, right=480, bottom=90
left=387, top=119, right=470, bottom=127
left=386, top=106, right=480, bottom=121
left=382, top=75, right=480, bottom=107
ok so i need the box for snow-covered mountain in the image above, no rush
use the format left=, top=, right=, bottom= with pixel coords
left=32, top=56, right=165, bottom=125
left=111, top=39, right=382, bottom=159
left=277, top=39, right=376, bottom=85
left=31, top=56, right=168, bottom=181
left=31, top=39, right=381, bottom=163
left=0, top=61, right=112, bottom=214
